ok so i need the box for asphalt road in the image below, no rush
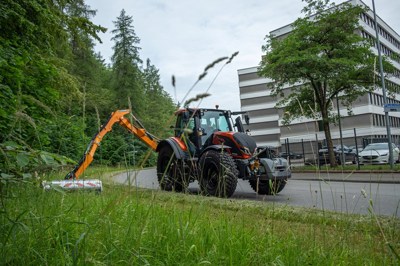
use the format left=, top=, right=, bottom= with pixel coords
left=112, top=169, right=400, bottom=217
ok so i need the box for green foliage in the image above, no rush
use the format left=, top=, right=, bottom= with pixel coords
left=141, top=59, right=176, bottom=138
left=48, top=115, right=89, bottom=159
left=0, top=0, right=106, bottom=153
left=0, top=1, right=176, bottom=176
left=260, top=1, right=383, bottom=122
left=0, top=141, right=75, bottom=179
left=0, top=85, right=16, bottom=136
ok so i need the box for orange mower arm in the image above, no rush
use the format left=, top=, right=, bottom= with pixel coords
left=65, top=109, right=159, bottom=180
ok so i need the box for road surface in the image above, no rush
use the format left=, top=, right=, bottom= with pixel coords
left=113, top=169, right=400, bottom=217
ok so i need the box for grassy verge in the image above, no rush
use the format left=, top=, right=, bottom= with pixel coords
left=44, top=165, right=131, bottom=181
left=1, top=174, right=399, bottom=265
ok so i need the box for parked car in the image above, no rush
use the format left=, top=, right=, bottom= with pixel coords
left=358, top=143, right=400, bottom=164
left=279, top=151, right=303, bottom=159
left=348, top=145, right=364, bottom=154
left=318, top=144, right=356, bottom=165
left=257, top=146, right=279, bottom=159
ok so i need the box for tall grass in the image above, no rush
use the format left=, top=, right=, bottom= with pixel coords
left=1, top=177, right=399, bottom=265
left=2, top=54, right=399, bottom=265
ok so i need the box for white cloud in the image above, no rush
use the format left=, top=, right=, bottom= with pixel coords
left=86, top=0, right=400, bottom=111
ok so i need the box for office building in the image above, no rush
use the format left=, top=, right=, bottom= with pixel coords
left=238, top=0, right=400, bottom=153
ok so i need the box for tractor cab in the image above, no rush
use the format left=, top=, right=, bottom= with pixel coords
left=174, top=108, right=254, bottom=158
left=174, top=108, right=233, bottom=154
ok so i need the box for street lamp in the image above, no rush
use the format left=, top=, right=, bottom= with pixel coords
left=371, top=0, right=394, bottom=169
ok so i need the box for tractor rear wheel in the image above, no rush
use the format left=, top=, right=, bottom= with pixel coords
left=199, top=150, right=238, bottom=198
left=156, top=146, right=187, bottom=192
left=249, top=178, right=287, bottom=195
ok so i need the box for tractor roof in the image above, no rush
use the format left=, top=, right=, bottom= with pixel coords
left=174, top=108, right=228, bottom=116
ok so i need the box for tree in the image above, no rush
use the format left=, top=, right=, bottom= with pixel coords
left=0, top=0, right=110, bottom=177
left=0, top=0, right=108, bottom=158
left=0, top=1, right=176, bottom=174
left=111, top=9, right=144, bottom=112
left=142, top=59, right=176, bottom=136
left=259, top=0, right=394, bottom=167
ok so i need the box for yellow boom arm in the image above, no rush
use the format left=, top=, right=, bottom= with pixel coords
left=65, top=109, right=159, bottom=180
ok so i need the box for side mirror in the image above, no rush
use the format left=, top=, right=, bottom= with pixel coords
left=235, top=116, right=245, bottom=133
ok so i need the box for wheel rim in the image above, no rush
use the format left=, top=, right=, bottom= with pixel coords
left=159, top=153, right=177, bottom=189
left=206, top=165, right=219, bottom=188
left=201, top=157, right=224, bottom=195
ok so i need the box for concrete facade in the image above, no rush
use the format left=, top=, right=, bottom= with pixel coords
left=238, top=0, right=400, bottom=154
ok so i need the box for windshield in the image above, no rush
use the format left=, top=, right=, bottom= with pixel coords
left=200, top=110, right=231, bottom=136
left=363, top=143, right=390, bottom=151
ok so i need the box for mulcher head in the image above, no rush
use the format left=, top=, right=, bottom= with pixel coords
left=42, top=179, right=103, bottom=192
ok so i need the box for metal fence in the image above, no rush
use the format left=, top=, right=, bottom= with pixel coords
left=278, top=127, right=399, bottom=169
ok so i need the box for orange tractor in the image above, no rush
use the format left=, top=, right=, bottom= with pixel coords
left=44, top=108, right=291, bottom=197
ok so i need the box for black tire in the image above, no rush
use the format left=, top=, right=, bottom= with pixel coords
left=336, top=156, right=342, bottom=165
left=249, top=178, right=287, bottom=195
left=156, top=146, right=187, bottom=192
left=199, top=150, right=238, bottom=198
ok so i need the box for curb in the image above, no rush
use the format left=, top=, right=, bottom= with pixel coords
left=291, top=170, right=400, bottom=174
left=290, top=177, right=400, bottom=184
left=290, top=171, right=400, bottom=184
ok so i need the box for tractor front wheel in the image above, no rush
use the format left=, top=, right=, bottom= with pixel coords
left=199, top=150, right=238, bottom=198
left=156, top=146, right=187, bottom=192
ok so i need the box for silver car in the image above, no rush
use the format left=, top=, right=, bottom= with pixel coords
left=358, top=143, right=400, bottom=164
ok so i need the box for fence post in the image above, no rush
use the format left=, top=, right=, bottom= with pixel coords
left=283, top=139, right=287, bottom=159
left=337, top=96, right=345, bottom=167
left=316, top=133, right=320, bottom=169
left=284, top=138, right=288, bottom=154
left=286, top=138, right=291, bottom=165
left=354, top=128, right=360, bottom=170
left=301, top=138, right=306, bottom=165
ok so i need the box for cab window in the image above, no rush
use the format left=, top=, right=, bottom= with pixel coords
left=200, top=110, right=231, bottom=138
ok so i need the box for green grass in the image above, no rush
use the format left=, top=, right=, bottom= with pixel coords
left=1, top=172, right=399, bottom=265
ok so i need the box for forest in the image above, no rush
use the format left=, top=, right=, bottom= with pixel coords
left=0, top=0, right=177, bottom=179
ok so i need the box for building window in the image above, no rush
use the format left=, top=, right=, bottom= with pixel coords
left=361, top=12, right=400, bottom=49
left=317, top=120, right=324, bottom=132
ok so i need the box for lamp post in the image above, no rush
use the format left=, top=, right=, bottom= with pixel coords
left=371, top=0, right=394, bottom=169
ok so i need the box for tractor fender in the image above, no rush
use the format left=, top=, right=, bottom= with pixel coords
left=156, top=138, right=187, bottom=160
left=200, top=145, right=232, bottom=157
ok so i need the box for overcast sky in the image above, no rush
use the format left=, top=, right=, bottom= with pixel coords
left=86, top=0, right=400, bottom=112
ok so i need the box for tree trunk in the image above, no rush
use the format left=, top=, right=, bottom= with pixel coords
left=321, top=113, right=337, bottom=167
